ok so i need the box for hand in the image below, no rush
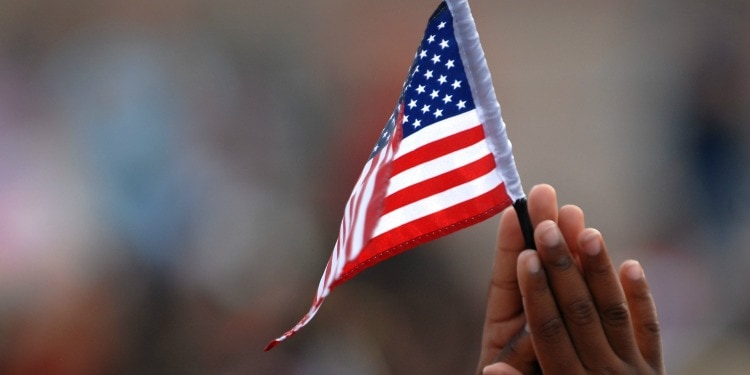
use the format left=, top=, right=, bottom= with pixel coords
left=482, top=185, right=665, bottom=374
left=477, top=184, right=582, bottom=374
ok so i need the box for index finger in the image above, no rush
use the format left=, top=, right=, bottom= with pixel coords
left=478, top=184, right=561, bottom=369
left=478, top=206, right=527, bottom=369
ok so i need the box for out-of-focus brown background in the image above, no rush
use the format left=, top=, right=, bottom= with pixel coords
left=0, top=0, right=748, bottom=374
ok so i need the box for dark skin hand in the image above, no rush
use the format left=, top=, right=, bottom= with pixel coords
left=478, top=184, right=665, bottom=375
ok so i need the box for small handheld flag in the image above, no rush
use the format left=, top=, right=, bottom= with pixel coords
left=266, top=0, right=525, bottom=351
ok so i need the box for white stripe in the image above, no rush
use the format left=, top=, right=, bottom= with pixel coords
left=387, top=139, right=491, bottom=195
left=334, top=200, right=353, bottom=279
left=348, top=154, right=380, bottom=261
left=373, top=169, right=502, bottom=237
left=329, top=237, right=344, bottom=291
left=350, top=156, right=374, bottom=195
left=331, top=150, right=377, bottom=279
left=397, top=110, right=480, bottom=157
left=318, top=249, right=335, bottom=298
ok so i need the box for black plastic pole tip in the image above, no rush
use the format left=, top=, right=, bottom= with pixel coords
left=513, top=198, right=536, bottom=250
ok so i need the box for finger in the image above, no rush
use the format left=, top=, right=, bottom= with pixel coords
left=492, top=325, right=539, bottom=375
left=478, top=207, right=527, bottom=370
left=558, top=205, right=585, bottom=270
left=479, top=184, right=560, bottom=371
left=527, top=184, right=558, bottom=227
left=482, top=362, right=523, bottom=375
left=577, top=229, right=639, bottom=361
left=534, top=220, right=618, bottom=368
left=620, top=260, right=664, bottom=371
left=517, top=250, right=581, bottom=373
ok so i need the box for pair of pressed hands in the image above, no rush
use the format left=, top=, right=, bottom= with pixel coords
left=477, top=185, right=665, bottom=375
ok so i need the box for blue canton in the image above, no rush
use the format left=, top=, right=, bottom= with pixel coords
left=400, top=4, right=474, bottom=138
left=371, top=3, right=474, bottom=158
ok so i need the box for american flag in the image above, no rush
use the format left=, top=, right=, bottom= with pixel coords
left=266, top=0, right=524, bottom=350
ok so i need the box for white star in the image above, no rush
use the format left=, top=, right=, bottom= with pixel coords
left=408, top=99, right=418, bottom=109
left=414, top=65, right=420, bottom=73
left=431, top=54, right=441, bottom=64
left=457, top=100, right=467, bottom=109
left=427, top=35, right=436, bottom=43
left=413, top=119, right=422, bottom=128
left=445, top=59, right=455, bottom=69
left=402, top=114, right=409, bottom=124
left=438, top=21, right=446, bottom=29
left=442, top=94, right=452, bottom=104
left=419, top=49, right=428, bottom=59
left=437, top=75, right=448, bottom=85
left=424, top=70, right=434, bottom=79
left=439, top=39, right=449, bottom=49
left=416, top=85, right=426, bottom=94
left=451, top=80, right=462, bottom=89
left=434, top=108, right=443, bottom=118
left=430, top=89, right=440, bottom=99
left=421, top=104, right=431, bottom=114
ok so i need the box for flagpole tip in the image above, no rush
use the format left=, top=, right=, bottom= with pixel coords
left=513, top=198, right=536, bottom=250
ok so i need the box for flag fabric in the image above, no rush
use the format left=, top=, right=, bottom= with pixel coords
left=266, top=0, right=524, bottom=351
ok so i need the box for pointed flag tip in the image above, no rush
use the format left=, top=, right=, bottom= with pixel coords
left=266, top=299, right=323, bottom=350
left=264, top=340, right=280, bottom=352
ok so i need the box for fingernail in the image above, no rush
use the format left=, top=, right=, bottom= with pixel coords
left=625, top=260, right=644, bottom=280
left=538, top=221, right=561, bottom=247
left=581, top=230, right=602, bottom=256
left=483, top=363, right=522, bottom=375
left=527, top=253, right=541, bottom=273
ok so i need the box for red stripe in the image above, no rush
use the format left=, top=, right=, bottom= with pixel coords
left=391, top=124, right=486, bottom=175
left=381, top=153, right=496, bottom=214
left=374, top=182, right=511, bottom=251
left=333, top=182, right=512, bottom=286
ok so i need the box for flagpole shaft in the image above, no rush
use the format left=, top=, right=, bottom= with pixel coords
left=513, top=198, right=536, bottom=250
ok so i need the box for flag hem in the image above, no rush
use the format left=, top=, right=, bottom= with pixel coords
left=445, top=0, right=525, bottom=202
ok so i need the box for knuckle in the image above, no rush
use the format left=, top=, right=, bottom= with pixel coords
left=564, top=297, right=597, bottom=326
left=631, top=288, right=654, bottom=303
left=642, top=319, right=661, bottom=336
left=490, top=275, right=518, bottom=293
left=551, top=254, right=575, bottom=271
left=537, top=316, right=566, bottom=343
left=588, top=260, right=613, bottom=277
left=600, top=302, right=631, bottom=328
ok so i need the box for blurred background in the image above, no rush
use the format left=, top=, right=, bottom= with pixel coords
left=0, top=0, right=748, bottom=373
